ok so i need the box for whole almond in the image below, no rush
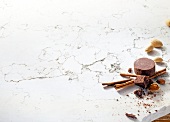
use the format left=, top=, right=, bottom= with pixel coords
left=151, top=39, right=163, bottom=48
left=153, top=57, right=163, bottom=63
left=156, top=79, right=165, bottom=85
left=165, top=19, right=170, bottom=27
left=145, top=45, right=153, bottom=52
left=149, top=83, right=160, bottom=91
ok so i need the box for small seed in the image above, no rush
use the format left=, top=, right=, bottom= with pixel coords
left=145, top=45, right=153, bottom=52
left=153, top=57, right=163, bottom=63
left=156, top=79, right=165, bottom=85
left=151, top=39, right=163, bottom=48
left=165, top=19, right=170, bottom=27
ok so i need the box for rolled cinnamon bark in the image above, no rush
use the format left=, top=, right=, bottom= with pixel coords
left=134, top=58, right=155, bottom=76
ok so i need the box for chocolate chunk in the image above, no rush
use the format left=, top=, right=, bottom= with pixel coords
left=134, top=58, right=155, bottom=76
left=134, top=89, right=144, bottom=98
left=125, top=113, right=137, bottom=119
left=128, top=68, right=132, bottom=73
left=134, top=75, right=152, bottom=88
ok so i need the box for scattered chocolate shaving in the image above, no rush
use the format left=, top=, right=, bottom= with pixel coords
left=125, top=113, right=137, bottom=119
left=126, top=94, right=129, bottom=97
left=155, top=110, right=158, bottom=112
left=134, top=89, right=144, bottom=98
left=128, top=68, right=132, bottom=73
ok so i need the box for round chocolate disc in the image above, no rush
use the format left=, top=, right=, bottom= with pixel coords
left=134, top=58, right=155, bottom=76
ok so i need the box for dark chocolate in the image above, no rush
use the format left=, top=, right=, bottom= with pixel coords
left=134, top=58, right=155, bottom=76
left=134, top=89, right=144, bottom=98
left=134, top=75, right=152, bottom=88
left=125, top=113, right=137, bottom=119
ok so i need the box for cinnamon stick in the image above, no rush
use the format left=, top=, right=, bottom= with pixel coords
left=115, top=82, right=134, bottom=90
left=120, top=73, right=138, bottom=77
left=149, top=70, right=166, bottom=79
left=120, top=68, right=166, bottom=79
left=114, top=80, right=134, bottom=88
left=102, top=79, right=132, bottom=86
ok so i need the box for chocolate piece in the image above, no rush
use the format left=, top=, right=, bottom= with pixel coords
left=128, top=68, right=132, bottom=73
left=134, top=58, right=155, bottom=76
left=125, top=113, right=137, bottom=119
left=134, top=75, right=152, bottom=88
left=134, top=89, right=144, bottom=98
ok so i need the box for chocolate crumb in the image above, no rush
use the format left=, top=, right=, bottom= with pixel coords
left=138, top=114, right=140, bottom=116
left=148, top=91, right=153, bottom=95
left=155, top=110, right=158, bottom=112
left=126, top=94, right=129, bottom=97
left=125, top=113, right=137, bottom=119
left=154, top=94, right=156, bottom=97
left=138, top=110, right=140, bottom=112
left=116, top=99, right=119, bottom=101
left=134, top=89, right=144, bottom=98
left=149, top=112, right=151, bottom=114
left=128, top=68, right=132, bottom=73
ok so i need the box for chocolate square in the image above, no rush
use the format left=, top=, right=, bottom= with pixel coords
left=134, top=75, right=152, bottom=88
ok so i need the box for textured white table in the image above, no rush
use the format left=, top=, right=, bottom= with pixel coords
left=0, top=0, right=170, bottom=122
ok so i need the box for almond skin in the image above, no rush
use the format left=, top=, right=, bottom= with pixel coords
left=151, top=39, right=163, bottom=48
left=153, top=57, right=163, bottom=63
left=145, top=45, right=154, bottom=52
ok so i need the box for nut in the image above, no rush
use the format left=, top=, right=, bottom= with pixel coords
left=148, top=83, right=160, bottom=91
left=151, top=39, right=163, bottom=48
left=156, top=79, right=165, bottom=85
left=153, top=57, right=163, bottom=63
left=145, top=45, right=154, bottom=52
left=165, top=19, right=170, bottom=27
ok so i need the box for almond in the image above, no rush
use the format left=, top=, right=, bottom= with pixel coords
left=165, top=19, right=170, bottom=27
left=151, top=39, right=163, bottom=48
left=156, top=79, right=165, bottom=85
left=153, top=57, right=163, bottom=63
left=145, top=45, right=153, bottom=52
left=149, top=83, right=160, bottom=91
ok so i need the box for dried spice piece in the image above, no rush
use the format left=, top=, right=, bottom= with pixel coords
left=134, top=89, right=144, bottom=98
left=156, top=78, right=165, bottom=85
left=125, top=113, right=137, bottom=119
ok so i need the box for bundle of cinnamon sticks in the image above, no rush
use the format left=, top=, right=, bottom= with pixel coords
left=102, top=68, right=166, bottom=90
